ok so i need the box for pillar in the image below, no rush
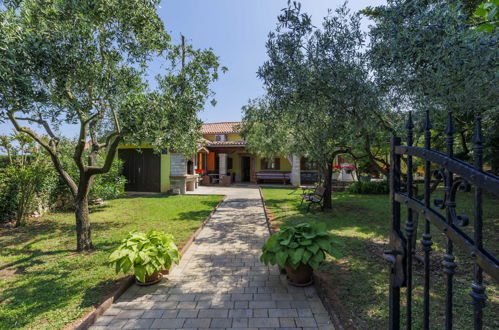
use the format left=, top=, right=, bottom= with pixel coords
left=218, top=153, right=227, bottom=176
left=291, top=155, right=301, bottom=187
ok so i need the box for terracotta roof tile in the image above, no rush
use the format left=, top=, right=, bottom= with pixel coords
left=201, top=122, right=242, bottom=134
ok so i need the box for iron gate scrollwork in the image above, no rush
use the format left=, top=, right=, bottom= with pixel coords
left=386, top=110, right=499, bottom=330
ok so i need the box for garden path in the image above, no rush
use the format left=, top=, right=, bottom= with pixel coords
left=91, top=186, right=333, bottom=329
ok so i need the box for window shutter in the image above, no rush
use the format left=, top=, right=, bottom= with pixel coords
left=275, top=158, right=280, bottom=170
left=261, top=158, right=266, bottom=170
left=300, top=157, right=306, bottom=169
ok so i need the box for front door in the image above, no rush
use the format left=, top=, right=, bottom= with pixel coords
left=241, top=156, right=251, bottom=182
left=118, top=148, right=160, bottom=192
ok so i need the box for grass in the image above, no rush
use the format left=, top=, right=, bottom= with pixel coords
left=261, top=187, right=498, bottom=330
left=0, top=194, right=222, bottom=329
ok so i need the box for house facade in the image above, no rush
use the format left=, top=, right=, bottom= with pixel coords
left=117, top=121, right=356, bottom=194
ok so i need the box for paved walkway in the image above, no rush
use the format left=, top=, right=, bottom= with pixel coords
left=91, top=186, right=333, bottom=329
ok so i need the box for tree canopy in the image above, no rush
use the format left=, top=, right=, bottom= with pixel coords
left=0, top=0, right=224, bottom=250
left=242, top=2, right=394, bottom=208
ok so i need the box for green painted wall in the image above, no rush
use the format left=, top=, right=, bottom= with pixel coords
left=160, top=153, right=171, bottom=192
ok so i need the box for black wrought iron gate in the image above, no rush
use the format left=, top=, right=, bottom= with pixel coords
left=386, top=110, right=499, bottom=329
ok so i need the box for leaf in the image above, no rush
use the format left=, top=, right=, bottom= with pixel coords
left=300, top=239, right=312, bottom=246
left=134, top=265, right=146, bottom=283
left=307, top=244, right=319, bottom=254
left=290, top=247, right=305, bottom=265
left=275, top=250, right=289, bottom=267
left=302, top=250, right=313, bottom=264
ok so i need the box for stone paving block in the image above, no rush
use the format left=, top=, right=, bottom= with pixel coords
left=210, top=300, right=233, bottom=308
left=167, top=293, right=196, bottom=302
left=248, top=317, right=280, bottom=327
left=276, top=300, right=292, bottom=308
left=141, top=310, right=163, bottom=319
left=176, top=309, right=199, bottom=318
left=294, top=316, right=318, bottom=327
left=115, top=310, right=144, bottom=319
left=253, top=293, right=272, bottom=301
left=229, top=308, right=253, bottom=318
left=233, top=301, right=248, bottom=309
left=253, top=308, right=268, bottom=317
left=196, top=300, right=211, bottom=308
left=123, top=318, right=154, bottom=329
left=152, top=301, right=177, bottom=309
left=150, top=318, right=185, bottom=328
left=231, top=293, right=252, bottom=301
left=279, top=317, right=297, bottom=327
left=231, top=317, right=249, bottom=328
left=106, top=318, right=128, bottom=329
left=183, top=318, right=212, bottom=328
left=297, top=308, right=313, bottom=317
left=176, top=301, right=197, bottom=309
left=198, top=308, right=228, bottom=318
left=249, top=300, right=276, bottom=309
left=268, top=308, right=299, bottom=318
left=161, top=310, right=179, bottom=318
left=210, top=318, right=232, bottom=327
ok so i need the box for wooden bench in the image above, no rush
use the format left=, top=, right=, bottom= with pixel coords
left=255, top=171, right=291, bottom=184
left=301, top=186, right=326, bottom=212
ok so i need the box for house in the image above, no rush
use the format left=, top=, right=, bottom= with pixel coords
left=117, top=121, right=356, bottom=194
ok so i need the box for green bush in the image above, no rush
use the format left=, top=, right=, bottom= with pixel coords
left=108, top=230, right=181, bottom=283
left=50, top=139, right=126, bottom=209
left=346, top=180, right=389, bottom=194
left=0, top=134, right=57, bottom=225
left=260, top=222, right=341, bottom=270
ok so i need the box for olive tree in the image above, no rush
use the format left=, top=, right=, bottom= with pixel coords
left=365, top=0, right=498, bottom=168
left=242, top=2, right=392, bottom=208
left=0, top=0, right=224, bottom=251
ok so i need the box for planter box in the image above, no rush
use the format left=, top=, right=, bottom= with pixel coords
left=201, top=175, right=211, bottom=185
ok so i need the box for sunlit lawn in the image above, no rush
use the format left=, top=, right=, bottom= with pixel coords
left=261, top=187, right=498, bottom=329
left=0, top=194, right=222, bottom=329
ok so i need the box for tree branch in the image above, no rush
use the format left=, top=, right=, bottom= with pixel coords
left=86, top=135, right=123, bottom=176
left=8, top=112, right=78, bottom=196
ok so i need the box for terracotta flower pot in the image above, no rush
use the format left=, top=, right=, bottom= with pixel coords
left=135, top=271, right=163, bottom=286
left=284, top=264, right=313, bottom=287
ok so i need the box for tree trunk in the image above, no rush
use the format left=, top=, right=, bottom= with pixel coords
left=75, top=179, right=93, bottom=251
left=323, top=159, right=334, bottom=209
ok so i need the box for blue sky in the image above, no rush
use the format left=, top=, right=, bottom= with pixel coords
left=0, top=0, right=385, bottom=138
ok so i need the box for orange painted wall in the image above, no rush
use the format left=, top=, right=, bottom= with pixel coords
left=207, top=152, right=215, bottom=171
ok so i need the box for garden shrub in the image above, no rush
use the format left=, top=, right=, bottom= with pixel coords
left=50, top=139, right=126, bottom=209
left=0, top=134, right=57, bottom=225
left=346, top=180, right=389, bottom=194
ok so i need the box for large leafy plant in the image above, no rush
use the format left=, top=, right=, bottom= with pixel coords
left=260, top=223, right=341, bottom=270
left=108, top=230, right=180, bottom=283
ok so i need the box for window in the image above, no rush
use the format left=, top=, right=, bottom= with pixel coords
left=228, top=157, right=233, bottom=170
left=300, top=157, right=318, bottom=171
left=215, top=134, right=226, bottom=142
left=261, top=158, right=280, bottom=170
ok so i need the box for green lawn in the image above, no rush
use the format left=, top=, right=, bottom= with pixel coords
left=0, top=194, right=222, bottom=329
left=261, top=187, right=498, bottom=329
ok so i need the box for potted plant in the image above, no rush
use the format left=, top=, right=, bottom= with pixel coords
left=332, top=165, right=342, bottom=180
left=108, top=230, right=181, bottom=286
left=260, top=222, right=340, bottom=286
